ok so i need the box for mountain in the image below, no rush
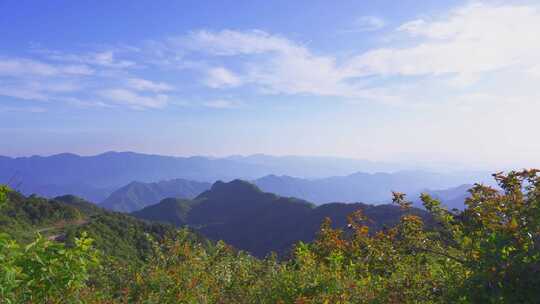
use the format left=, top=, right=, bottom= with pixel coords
left=420, top=184, right=472, bottom=210
left=133, top=180, right=429, bottom=257
left=252, top=172, right=486, bottom=205
left=225, top=154, right=402, bottom=176
left=1, top=151, right=490, bottom=204
left=100, top=178, right=211, bottom=212
left=99, top=171, right=485, bottom=212
left=0, top=152, right=267, bottom=202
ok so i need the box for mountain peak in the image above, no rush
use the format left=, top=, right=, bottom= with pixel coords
left=210, top=179, right=262, bottom=193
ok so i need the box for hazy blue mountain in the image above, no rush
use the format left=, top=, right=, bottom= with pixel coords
left=420, top=184, right=472, bottom=210
left=253, top=172, right=487, bottom=205
left=0, top=151, right=266, bottom=186
left=225, top=154, right=402, bottom=176
left=0, top=151, right=490, bottom=204
left=0, top=151, right=268, bottom=201
left=101, top=179, right=211, bottom=212
left=132, top=179, right=429, bottom=257
left=102, top=171, right=483, bottom=212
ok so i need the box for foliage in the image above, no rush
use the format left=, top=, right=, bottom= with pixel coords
left=0, top=186, right=99, bottom=303
left=0, top=190, right=83, bottom=243
left=1, top=170, right=540, bottom=303
left=0, top=232, right=99, bottom=304
left=63, top=211, right=182, bottom=264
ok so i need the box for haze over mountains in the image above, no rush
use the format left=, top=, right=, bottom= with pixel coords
left=0, top=151, right=490, bottom=207
left=0, top=152, right=268, bottom=201
left=253, top=173, right=477, bottom=208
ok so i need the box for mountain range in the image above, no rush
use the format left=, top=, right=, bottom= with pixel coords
left=418, top=184, right=472, bottom=210
left=1, top=178, right=429, bottom=258
left=253, top=172, right=478, bottom=206
left=0, top=151, right=489, bottom=203
left=132, top=179, right=429, bottom=257
left=102, top=173, right=476, bottom=212
left=0, top=152, right=264, bottom=201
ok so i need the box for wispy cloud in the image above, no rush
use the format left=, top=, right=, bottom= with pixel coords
left=184, top=29, right=362, bottom=97
left=126, top=78, right=173, bottom=92
left=202, top=99, right=244, bottom=109
left=343, top=16, right=386, bottom=32
left=0, top=85, right=49, bottom=101
left=0, top=105, right=46, bottom=113
left=204, top=67, right=242, bottom=88
left=185, top=29, right=300, bottom=56
left=177, top=2, right=540, bottom=103
left=98, top=89, right=168, bottom=109
left=3, top=1, right=540, bottom=112
left=41, top=50, right=136, bottom=69
left=0, top=58, right=93, bottom=77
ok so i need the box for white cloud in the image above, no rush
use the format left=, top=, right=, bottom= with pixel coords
left=187, top=30, right=360, bottom=96
left=186, top=29, right=302, bottom=56
left=169, top=3, right=540, bottom=101
left=5, top=1, right=540, bottom=114
left=203, top=99, right=243, bottom=109
left=0, top=58, right=56, bottom=76
left=98, top=89, right=168, bottom=109
left=42, top=50, right=136, bottom=69
left=529, top=65, right=540, bottom=77
left=59, top=97, right=114, bottom=108
left=0, top=106, right=46, bottom=113
left=348, top=3, right=540, bottom=81
left=0, top=80, right=82, bottom=101
left=0, top=58, right=94, bottom=77
left=204, top=67, right=242, bottom=88
left=126, top=78, right=173, bottom=92
left=0, top=85, right=49, bottom=101
left=346, top=16, right=386, bottom=32
left=90, top=51, right=135, bottom=68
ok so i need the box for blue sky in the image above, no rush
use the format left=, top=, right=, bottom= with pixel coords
left=1, top=0, right=540, bottom=168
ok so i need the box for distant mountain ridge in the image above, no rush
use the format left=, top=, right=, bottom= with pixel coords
left=101, top=178, right=211, bottom=212
left=103, top=173, right=480, bottom=212
left=0, top=151, right=407, bottom=202
left=421, top=184, right=472, bottom=210
left=0, top=151, right=490, bottom=204
left=132, top=179, right=429, bottom=257
left=252, top=172, right=480, bottom=206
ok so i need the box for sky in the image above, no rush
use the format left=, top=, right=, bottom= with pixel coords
left=1, top=0, right=540, bottom=168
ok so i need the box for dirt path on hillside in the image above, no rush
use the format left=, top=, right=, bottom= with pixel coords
left=35, top=219, right=89, bottom=241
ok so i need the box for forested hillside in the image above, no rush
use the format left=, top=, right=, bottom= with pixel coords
left=133, top=180, right=428, bottom=257
left=0, top=189, right=188, bottom=264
